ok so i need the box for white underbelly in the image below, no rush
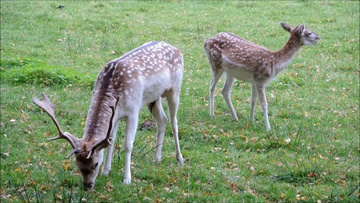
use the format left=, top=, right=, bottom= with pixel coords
left=222, top=56, right=255, bottom=83
left=224, top=68, right=255, bottom=83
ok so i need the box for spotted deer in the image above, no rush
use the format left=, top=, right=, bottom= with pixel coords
left=204, top=22, right=320, bottom=130
left=33, top=41, right=185, bottom=189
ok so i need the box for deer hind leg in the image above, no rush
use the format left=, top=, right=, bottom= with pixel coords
left=148, top=98, right=167, bottom=163
left=102, top=119, right=120, bottom=176
left=165, top=90, right=184, bottom=165
left=222, top=74, right=238, bottom=121
left=250, top=84, right=258, bottom=121
left=256, top=85, right=271, bottom=131
left=123, top=113, right=139, bottom=184
left=210, top=68, right=224, bottom=117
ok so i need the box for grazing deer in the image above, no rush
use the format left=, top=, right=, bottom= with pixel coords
left=204, top=22, right=320, bottom=130
left=33, top=41, right=185, bottom=189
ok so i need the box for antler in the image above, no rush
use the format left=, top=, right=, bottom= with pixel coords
left=87, top=98, right=119, bottom=159
left=33, top=93, right=79, bottom=149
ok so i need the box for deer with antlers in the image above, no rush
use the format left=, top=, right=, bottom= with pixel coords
left=33, top=41, right=185, bottom=189
left=204, top=22, right=320, bottom=130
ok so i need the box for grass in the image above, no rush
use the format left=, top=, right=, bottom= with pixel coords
left=1, top=1, right=359, bottom=202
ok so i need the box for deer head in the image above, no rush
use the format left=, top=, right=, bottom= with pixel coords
left=280, top=22, right=321, bottom=46
left=33, top=93, right=117, bottom=189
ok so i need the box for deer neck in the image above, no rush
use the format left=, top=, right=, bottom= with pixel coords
left=272, top=34, right=302, bottom=73
left=82, top=93, right=116, bottom=143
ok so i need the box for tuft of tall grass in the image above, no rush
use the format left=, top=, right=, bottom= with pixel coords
left=1, top=57, right=95, bottom=87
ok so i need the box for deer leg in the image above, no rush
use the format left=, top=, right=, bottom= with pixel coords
left=102, top=119, right=120, bottom=176
left=222, top=74, right=238, bottom=121
left=123, top=114, right=139, bottom=184
left=209, top=69, right=224, bottom=117
left=256, top=85, right=271, bottom=130
left=148, top=98, right=167, bottom=163
left=250, top=84, right=258, bottom=121
left=166, top=91, right=184, bottom=165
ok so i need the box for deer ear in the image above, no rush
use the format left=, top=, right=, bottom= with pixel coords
left=280, top=22, right=292, bottom=33
left=297, top=23, right=305, bottom=36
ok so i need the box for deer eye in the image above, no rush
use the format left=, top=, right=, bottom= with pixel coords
left=93, top=162, right=98, bottom=170
left=307, top=32, right=312, bottom=36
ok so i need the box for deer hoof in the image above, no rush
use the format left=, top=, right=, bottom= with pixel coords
left=123, top=178, right=131, bottom=185
left=177, top=156, right=184, bottom=166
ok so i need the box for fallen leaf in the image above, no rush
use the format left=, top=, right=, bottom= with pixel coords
left=244, top=185, right=257, bottom=197
left=56, top=193, right=63, bottom=200
left=250, top=137, right=258, bottom=143
left=24, top=129, right=31, bottom=134
left=62, top=160, right=71, bottom=170
left=318, top=153, right=325, bottom=159
left=64, top=164, right=70, bottom=170
left=250, top=166, right=256, bottom=174
left=106, top=181, right=114, bottom=192
left=308, top=173, right=317, bottom=177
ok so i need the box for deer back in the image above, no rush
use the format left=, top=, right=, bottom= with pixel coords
left=205, top=32, right=275, bottom=80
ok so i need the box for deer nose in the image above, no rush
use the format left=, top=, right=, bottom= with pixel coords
left=83, top=182, right=94, bottom=190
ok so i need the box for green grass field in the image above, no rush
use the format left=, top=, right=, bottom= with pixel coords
left=1, top=1, right=359, bottom=202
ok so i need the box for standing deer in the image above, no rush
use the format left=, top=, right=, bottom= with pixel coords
left=33, top=41, right=185, bottom=189
left=204, top=22, right=320, bottom=130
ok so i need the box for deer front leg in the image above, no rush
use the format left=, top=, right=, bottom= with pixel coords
left=123, top=114, right=139, bottom=185
left=256, top=85, right=271, bottom=130
left=102, top=119, right=120, bottom=176
left=222, top=74, right=238, bottom=121
left=148, top=99, right=167, bottom=163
